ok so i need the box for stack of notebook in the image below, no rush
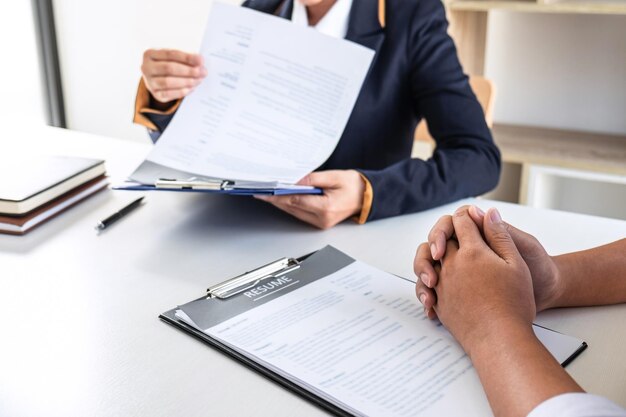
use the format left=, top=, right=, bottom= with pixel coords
left=0, top=156, right=108, bottom=235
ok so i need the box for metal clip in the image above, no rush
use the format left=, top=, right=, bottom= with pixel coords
left=207, top=257, right=301, bottom=299
left=155, top=177, right=229, bottom=190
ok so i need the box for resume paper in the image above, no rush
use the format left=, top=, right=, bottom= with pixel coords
left=176, top=247, right=585, bottom=417
left=144, top=3, right=375, bottom=184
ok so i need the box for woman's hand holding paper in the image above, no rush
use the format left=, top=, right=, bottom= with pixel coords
left=141, top=49, right=207, bottom=107
left=255, top=170, right=365, bottom=230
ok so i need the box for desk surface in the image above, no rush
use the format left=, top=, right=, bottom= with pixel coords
left=1, top=126, right=625, bottom=417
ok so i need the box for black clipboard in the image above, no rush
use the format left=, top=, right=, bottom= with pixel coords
left=158, top=246, right=587, bottom=417
left=160, top=305, right=351, bottom=417
left=159, top=247, right=352, bottom=416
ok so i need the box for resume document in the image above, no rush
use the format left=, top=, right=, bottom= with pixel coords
left=144, top=3, right=374, bottom=185
left=175, top=247, right=585, bottom=417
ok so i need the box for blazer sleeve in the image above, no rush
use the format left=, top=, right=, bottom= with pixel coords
left=359, top=0, right=501, bottom=221
left=132, top=78, right=179, bottom=143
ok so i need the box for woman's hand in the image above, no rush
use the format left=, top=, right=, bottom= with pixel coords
left=255, top=170, right=365, bottom=230
left=141, top=49, right=207, bottom=107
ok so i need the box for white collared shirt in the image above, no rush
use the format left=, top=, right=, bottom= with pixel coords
left=528, top=393, right=626, bottom=417
left=291, top=0, right=353, bottom=39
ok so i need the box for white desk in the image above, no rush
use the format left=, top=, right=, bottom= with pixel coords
left=1, top=126, right=625, bottom=417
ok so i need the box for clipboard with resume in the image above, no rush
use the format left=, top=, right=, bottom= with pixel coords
left=116, top=4, right=375, bottom=196
left=160, top=246, right=587, bottom=417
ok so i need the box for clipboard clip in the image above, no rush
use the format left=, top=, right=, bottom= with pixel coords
left=155, top=177, right=233, bottom=190
left=207, top=257, right=301, bottom=300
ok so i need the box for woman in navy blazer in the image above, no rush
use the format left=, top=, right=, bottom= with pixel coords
left=134, top=0, right=501, bottom=228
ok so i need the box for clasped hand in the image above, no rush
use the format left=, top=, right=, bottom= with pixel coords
left=414, top=206, right=563, bottom=353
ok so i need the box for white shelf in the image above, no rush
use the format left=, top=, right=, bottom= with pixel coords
left=525, top=165, right=626, bottom=220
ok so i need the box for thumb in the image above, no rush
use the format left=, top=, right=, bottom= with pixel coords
left=483, top=208, right=523, bottom=264
left=297, top=171, right=340, bottom=188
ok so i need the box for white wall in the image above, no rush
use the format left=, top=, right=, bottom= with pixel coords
left=485, top=12, right=626, bottom=136
left=0, top=2, right=46, bottom=127
left=53, top=0, right=238, bottom=142
left=52, top=2, right=626, bottom=141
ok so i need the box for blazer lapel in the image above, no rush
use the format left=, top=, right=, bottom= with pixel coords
left=345, top=0, right=385, bottom=60
left=274, top=0, right=294, bottom=19
left=243, top=0, right=292, bottom=18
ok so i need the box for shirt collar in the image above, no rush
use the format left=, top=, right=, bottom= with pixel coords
left=291, top=0, right=353, bottom=39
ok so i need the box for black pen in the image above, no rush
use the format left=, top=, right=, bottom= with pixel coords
left=95, top=196, right=145, bottom=232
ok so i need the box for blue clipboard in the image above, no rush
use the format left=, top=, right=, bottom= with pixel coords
left=114, top=160, right=323, bottom=196
left=112, top=182, right=322, bottom=196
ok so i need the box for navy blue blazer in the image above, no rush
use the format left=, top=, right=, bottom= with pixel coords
left=145, top=0, right=501, bottom=221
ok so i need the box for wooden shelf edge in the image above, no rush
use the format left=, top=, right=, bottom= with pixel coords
left=492, top=124, right=626, bottom=176
left=448, top=1, right=626, bottom=15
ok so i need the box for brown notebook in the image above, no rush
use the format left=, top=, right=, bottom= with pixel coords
left=0, top=176, right=108, bottom=235
left=0, top=156, right=106, bottom=215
